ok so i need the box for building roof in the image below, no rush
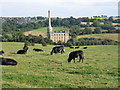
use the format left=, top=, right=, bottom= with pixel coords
left=53, top=31, right=65, bottom=33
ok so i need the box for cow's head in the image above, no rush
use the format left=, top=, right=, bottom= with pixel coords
left=68, top=58, right=72, bottom=62
left=50, top=51, right=53, bottom=55
left=2, top=50, right=4, bottom=53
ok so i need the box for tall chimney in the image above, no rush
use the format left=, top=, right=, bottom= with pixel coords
left=48, top=10, right=52, bottom=31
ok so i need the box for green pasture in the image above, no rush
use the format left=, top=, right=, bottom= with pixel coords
left=77, top=33, right=119, bottom=41
left=24, top=27, right=66, bottom=33
left=24, top=27, right=67, bottom=37
left=1, top=42, right=118, bottom=88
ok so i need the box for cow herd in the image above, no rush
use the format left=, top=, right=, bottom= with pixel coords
left=0, top=44, right=87, bottom=66
left=69, top=46, right=87, bottom=49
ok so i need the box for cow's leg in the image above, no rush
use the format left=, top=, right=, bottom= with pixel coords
left=73, top=58, right=76, bottom=63
left=81, top=58, right=83, bottom=63
left=82, top=56, right=84, bottom=63
left=50, top=51, right=53, bottom=55
left=61, top=50, right=63, bottom=54
left=81, top=54, right=84, bottom=63
left=60, top=49, right=62, bottom=54
left=78, top=56, right=81, bottom=62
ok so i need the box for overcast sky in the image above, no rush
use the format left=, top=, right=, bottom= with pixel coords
left=0, top=0, right=119, bottom=18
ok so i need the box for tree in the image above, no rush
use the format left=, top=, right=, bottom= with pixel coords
left=92, top=20, right=101, bottom=27
left=101, top=21, right=115, bottom=30
left=67, top=37, right=78, bottom=46
left=52, top=17, right=62, bottom=27
left=108, top=17, right=113, bottom=22
left=44, top=38, right=53, bottom=44
left=69, top=16, right=76, bottom=25
left=70, top=26, right=82, bottom=37
left=83, top=27, right=92, bottom=34
left=41, top=41, right=47, bottom=46
left=57, top=41, right=62, bottom=45
left=66, top=41, right=73, bottom=47
left=94, top=27, right=101, bottom=34
left=61, top=18, right=70, bottom=27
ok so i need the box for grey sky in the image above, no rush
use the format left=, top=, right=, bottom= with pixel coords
left=0, top=0, right=119, bottom=18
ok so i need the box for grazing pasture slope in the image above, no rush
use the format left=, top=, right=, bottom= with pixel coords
left=2, top=42, right=118, bottom=88
left=24, top=27, right=66, bottom=37
left=77, top=33, right=118, bottom=41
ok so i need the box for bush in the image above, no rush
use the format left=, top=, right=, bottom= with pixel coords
left=66, top=42, right=73, bottom=47
left=41, top=41, right=47, bottom=46
left=24, top=41, right=35, bottom=46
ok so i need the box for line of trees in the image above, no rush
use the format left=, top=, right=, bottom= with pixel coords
left=69, top=25, right=119, bottom=38
left=2, top=20, right=40, bottom=34
left=1, top=32, right=118, bottom=46
left=1, top=33, right=48, bottom=46
left=65, top=37, right=118, bottom=46
left=1, top=16, right=119, bottom=34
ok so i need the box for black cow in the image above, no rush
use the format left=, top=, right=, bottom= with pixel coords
left=75, top=46, right=79, bottom=49
left=17, top=45, right=29, bottom=54
left=0, top=57, right=17, bottom=65
left=70, top=46, right=74, bottom=49
left=33, top=48, right=43, bottom=52
left=0, top=50, right=4, bottom=55
left=50, top=46, right=65, bottom=55
left=83, top=47, right=87, bottom=49
left=68, top=50, right=84, bottom=63
left=17, top=49, right=27, bottom=54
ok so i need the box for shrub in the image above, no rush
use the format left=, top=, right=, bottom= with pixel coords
left=41, top=41, right=47, bottom=46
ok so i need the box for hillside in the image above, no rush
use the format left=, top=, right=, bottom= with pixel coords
left=1, top=42, right=118, bottom=88
left=81, top=22, right=118, bottom=25
left=24, top=27, right=67, bottom=37
left=24, top=27, right=47, bottom=37
left=77, top=33, right=119, bottom=41
left=24, top=27, right=119, bottom=42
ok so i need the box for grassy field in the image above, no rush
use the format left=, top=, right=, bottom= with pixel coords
left=77, top=33, right=119, bottom=41
left=1, top=42, right=118, bottom=88
left=24, top=27, right=66, bottom=37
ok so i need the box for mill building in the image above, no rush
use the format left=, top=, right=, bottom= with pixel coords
left=47, top=10, right=69, bottom=43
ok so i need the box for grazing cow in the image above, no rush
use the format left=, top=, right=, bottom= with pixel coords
left=17, top=44, right=29, bottom=54
left=33, top=48, right=43, bottom=52
left=68, top=50, right=84, bottom=63
left=70, top=46, right=74, bottom=49
left=0, top=57, right=17, bottom=65
left=17, top=49, right=27, bottom=54
left=83, top=47, right=87, bottom=49
left=50, top=46, right=65, bottom=55
left=23, top=44, right=29, bottom=51
left=75, top=46, right=79, bottom=49
left=0, top=50, right=4, bottom=55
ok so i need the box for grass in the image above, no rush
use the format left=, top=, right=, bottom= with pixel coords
left=24, top=27, right=67, bottom=37
left=77, top=33, right=119, bottom=41
left=1, top=42, right=118, bottom=88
